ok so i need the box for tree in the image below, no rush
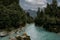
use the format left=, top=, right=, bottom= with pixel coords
left=52, top=0, right=57, bottom=8
left=37, top=8, right=40, bottom=16
left=52, top=0, right=57, bottom=16
left=35, top=0, right=60, bottom=33
left=0, top=0, right=27, bottom=30
left=35, top=8, right=45, bottom=26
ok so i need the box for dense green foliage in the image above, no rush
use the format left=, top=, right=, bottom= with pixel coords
left=35, top=8, right=45, bottom=26
left=35, top=0, right=60, bottom=33
left=0, top=0, right=27, bottom=31
left=26, top=12, right=34, bottom=23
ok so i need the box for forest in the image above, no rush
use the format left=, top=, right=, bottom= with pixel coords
left=0, top=0, right=60, bottom=40
left=0, top=0, right=33, bottom=31
left=35, top=0, right=60, bottom=33
left=0, top=0, right=60, bottom=33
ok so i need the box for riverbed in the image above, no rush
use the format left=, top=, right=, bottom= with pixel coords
left=0, top=23, right=60, bottom=40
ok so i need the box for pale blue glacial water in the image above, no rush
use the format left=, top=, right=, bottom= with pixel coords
left=0, top=23, right=60, bottom=40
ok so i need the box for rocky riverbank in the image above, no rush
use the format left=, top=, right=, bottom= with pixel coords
left=0, top=27, right=25, bottom=37
left=9, top=33, right=31, bottom=40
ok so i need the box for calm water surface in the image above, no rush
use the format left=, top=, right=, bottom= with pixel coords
left=0, top=23, right=60, bottom=40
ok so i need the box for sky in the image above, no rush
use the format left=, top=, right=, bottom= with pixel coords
left=20, top=0, right=60, bottom=10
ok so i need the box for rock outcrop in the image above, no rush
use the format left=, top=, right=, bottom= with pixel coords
left=10, top=33, right=31, bottom=40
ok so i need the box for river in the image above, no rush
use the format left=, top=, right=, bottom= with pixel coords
left=0, top=23, right=60, bottom=40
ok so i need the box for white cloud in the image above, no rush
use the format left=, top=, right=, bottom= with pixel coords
left=25, top=0, right=33, bottom=3
left=25, top=0, right=47, bottom=10
left=58, top=2, right=60, bottom=6
left=25, top=0, right=47, bottom=4
left=20, top=0, right=47, bottom=10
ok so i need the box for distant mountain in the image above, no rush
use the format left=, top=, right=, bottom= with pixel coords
left=26, top=9, right=37, bottom=19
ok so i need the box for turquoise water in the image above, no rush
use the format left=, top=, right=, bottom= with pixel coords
left=0, top=23, right=60, bottom=40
